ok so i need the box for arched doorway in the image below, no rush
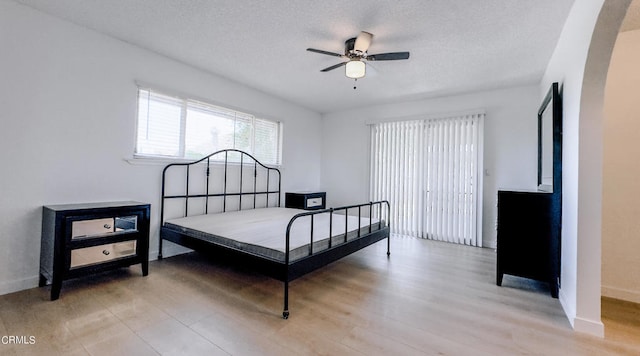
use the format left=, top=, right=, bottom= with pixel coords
left=540, top=0, right=632, bottom=336
left=574, top=0, right=633, bottom=336
left=601, top=0, right=640, bottom=337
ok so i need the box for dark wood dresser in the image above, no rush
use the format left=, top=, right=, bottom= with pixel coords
left=496, top=190, right=560, bottom=297
left=496, top=82, right=562, bottom=298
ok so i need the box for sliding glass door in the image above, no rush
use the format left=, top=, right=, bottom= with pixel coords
left=370, top=113, right=483, bottom=246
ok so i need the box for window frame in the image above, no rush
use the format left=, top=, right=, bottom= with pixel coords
left=133, top=86, right=283, bottom=166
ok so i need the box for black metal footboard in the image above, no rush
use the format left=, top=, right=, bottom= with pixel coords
left=281, top=200, right=390, bottom=319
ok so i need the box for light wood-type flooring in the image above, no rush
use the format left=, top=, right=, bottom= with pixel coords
left=1, top=236, right=639, bottom=355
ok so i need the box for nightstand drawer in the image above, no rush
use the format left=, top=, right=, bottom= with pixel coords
left=71, top=216, right=139, bottom=240
left=72, top=218, right=114, bottom=238
left=71, top=241, right=137, bottom=268
left=307, top=197, right=323, bottom=208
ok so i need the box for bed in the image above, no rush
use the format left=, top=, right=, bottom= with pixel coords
left=158, top=149, right=390, bottom=318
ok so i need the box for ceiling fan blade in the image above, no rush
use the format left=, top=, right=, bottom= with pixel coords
left=320, top=62, right=348, bottom=72
left=367, top=52, right=410, bottom=61
left=354, top=31, right=373, bottom=52
left=307, top=48, right=344, bottom=57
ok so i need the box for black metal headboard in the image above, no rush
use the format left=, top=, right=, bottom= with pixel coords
left=160, top=149, right=281, bottom=224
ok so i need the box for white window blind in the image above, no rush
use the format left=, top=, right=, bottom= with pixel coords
left=370, top=113, right=483, bottom=246
left=135, top=88, right=282, bottom=165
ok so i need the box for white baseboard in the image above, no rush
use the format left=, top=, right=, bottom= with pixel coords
left=151, top=243, right=192, bottom=260
left=558, top=288, right=575, bottom=327
left=559, top=288, right=605, bottom=337
left=0, top=276, right=39, bottom=296
left=573, top=316, right=605, bottom=337
left=0, top=245, right=191, bottom=297
left=602, top=285, right=640, bottom=304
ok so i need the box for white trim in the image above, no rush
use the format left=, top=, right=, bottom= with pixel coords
left=557, top=287, right=604, bottom=338
left=124, top=155, right=283, bottom=169
left=0, top=276, right=39, bottom=296
left=150, top=244, right=192, bottom=261
left=573, top=316, right=605, bottom=338
left=125, top=156, right=193, bottom=166
left=559, top=287, right=575, bottom=327
left=602, top=285, right=640, bottom=304
left=364, top=108, right=486, bottom=125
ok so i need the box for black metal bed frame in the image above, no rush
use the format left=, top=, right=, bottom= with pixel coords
left=158, top=149, right=390, bottom=319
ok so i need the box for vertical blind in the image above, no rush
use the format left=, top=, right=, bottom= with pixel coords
left=370, top=113, right=483, bottom=246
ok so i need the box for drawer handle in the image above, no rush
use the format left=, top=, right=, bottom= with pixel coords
left=103, top=224, right=112, bottom=229
left=102, top=250, right=110, bottom=256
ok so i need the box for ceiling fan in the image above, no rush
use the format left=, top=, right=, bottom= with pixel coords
left=306, top=31, right=410, bottom=81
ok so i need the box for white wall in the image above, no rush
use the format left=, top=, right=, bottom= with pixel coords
left=321, top=85, right=540, bottom=249
left=540, top=0, right=631, bottom=336
left=0, top=2, right=322, bottom=295
left=602, top=28, right=640, bottom=303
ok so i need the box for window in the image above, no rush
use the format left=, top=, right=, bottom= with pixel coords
left=135, top=88, right=282, bottom=165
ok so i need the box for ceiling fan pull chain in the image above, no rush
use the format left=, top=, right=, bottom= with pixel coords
left=354, top=78, right=357, bottom=90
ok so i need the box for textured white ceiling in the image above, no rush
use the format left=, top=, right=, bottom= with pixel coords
left=15, top=0, right=577, bottom=114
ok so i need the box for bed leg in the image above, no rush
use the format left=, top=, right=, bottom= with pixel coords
left=282, top=280, right=289, bottom=319
left=387, top=235, right=391, bottom=257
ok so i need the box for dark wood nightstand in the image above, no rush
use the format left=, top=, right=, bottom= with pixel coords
left=40, top=201, right=150, bottom=300
left=285, top=192, right=326, bottom=210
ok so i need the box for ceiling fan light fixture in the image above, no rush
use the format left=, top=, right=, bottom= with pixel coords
left=345, top=60, right=365, bottom=79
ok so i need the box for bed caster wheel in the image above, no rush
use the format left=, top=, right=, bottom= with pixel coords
left=282, top=311, right=289, bottom=319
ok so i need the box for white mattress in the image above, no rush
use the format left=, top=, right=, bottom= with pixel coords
left=163, top=207, right=382, bottom=262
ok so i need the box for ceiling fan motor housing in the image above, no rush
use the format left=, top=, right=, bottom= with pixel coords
left=345, top=37, right=359, bottom=57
